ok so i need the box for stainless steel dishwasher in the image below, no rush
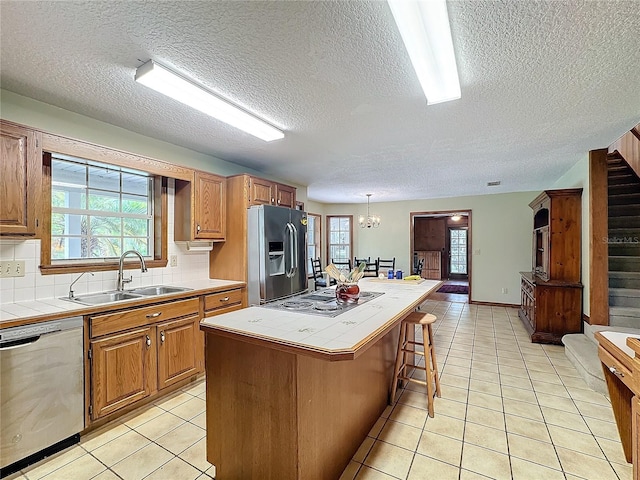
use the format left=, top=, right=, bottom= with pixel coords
left=0, top=317, right=84, bottom=475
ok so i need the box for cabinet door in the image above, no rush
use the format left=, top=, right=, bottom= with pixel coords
left=157, top=315, right=200, bottom=389
left=0, top=123, right=41, bottom=236
left=194, top=172, right=226, bottom=240
left=90, top=327, right=156, bottom=419
left=249, top=177, right=275, bottom=205
left=633, top=396, right=639, bottom=480
left=275, top=183, right=296, bottom=208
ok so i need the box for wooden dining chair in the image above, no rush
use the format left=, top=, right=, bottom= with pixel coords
left=362, top=259, right=379, bottom=277
left=311, top=258, right=336, bottom=290
left=354, top=256, right=370, bottom=267
left=377, top=257, right=395, bottom=273
left=332, top=258, right=352, bottom=272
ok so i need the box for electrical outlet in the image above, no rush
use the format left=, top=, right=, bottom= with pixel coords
left=501, top=287, right=508, bottom=294
left=170, top=255, right=178, bottom=267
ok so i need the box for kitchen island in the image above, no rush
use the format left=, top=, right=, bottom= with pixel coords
left=200, top=278, right=441, bottom=480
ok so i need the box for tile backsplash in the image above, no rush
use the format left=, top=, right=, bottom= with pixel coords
left=0, top=180, right=212, bottom=304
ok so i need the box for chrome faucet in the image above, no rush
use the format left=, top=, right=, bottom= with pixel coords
left=117, top=250, right=148, bottom=291
left=68, top=271, right=94, bottom=299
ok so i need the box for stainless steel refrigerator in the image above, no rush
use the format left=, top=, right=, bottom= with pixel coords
left=247, top=205, right=308, bottom=305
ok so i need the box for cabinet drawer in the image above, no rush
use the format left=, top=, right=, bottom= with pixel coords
left=91, top=298, right=200, bottom=338
left=598, top=345, right=633, bottom=390
left=204, top=289, right=243, bottom=315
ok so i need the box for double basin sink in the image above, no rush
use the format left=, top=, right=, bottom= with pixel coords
left=62, top=285, right=193, bottom=306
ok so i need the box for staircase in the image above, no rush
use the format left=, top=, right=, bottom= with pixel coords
left=608, top=154, right=640, bottom=327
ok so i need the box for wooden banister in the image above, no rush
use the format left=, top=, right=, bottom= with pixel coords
left=609, top=123, right=640, bottom=178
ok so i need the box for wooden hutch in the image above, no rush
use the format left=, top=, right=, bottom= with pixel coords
left=519, top=188, right=583, bottom=344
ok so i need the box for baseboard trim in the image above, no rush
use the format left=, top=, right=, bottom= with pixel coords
left=582, top=313, right=590, bottom=323
left=470, top=300, right=520, bottom=308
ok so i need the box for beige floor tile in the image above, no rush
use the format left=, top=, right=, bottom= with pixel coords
left=353, top=436, right=375, bottom=463
left=459, top=468, right=494, bottom=479
left=465, top=404, right=505, bottom=430
left=584, top=416, right=622, bottom=441
left=446, top=356, right=472, bottom=368
left=145, top=457, right=201, bottom=480
left=80, top=422, right=130, bottom=451
left=122, top=405, right=166, bottom=429
left=472, top=353, right=497, bottom=364
left=389, top=403, right=428, bottom=429
left=378, top=420, right=422, bottom=451
left=574, top=400, right=616, bottom=422
left=471, top=361, right=499, bottom=373
left=498, top=374, right=533, bottom=390
left=469, top=378, right=501, bottom=396
left=502, top=397, right=544, bottom=422
left=154, top=391, right=193, bottom=411
left=501, top=385, right=538, bottom=404
left=134, top=412, right=185, bottom=441
left=540, top=405, right=590, bottom=433
left=368, top=417, right=386, bottom=437
left=91, top=470, right=121, bottom=480
left=526, top=362, right=556, bottom=374
left=561, top=375, right=591, bottom=389
left=190, top=411, right=207, bottom=429
left=504, top=414, right=550, bottom=443
left=408, top=453, right=459, bottom=480
left=181, top=379, right=206, bottom=397
left=531, top=380, right=570, bottom=397
left=507, top=433, right=561, bottom=470
left=461, top=443, right=511, bottom=480
left=469, top=369, right=500, bottom=384
left=21, top=445, right=85, bottom=479
left=155, top=421, right=205, bottom=455
left=432, top=397, right=466, bottom=420
left=416, top=430, right=462, bottom=466
left=439, top=384, right=469, bottom=403
left=596, top=436, right=630, bottom=466
left=467, top=390, right=503, bottom=412
left=548, top=424, right=605, bottom=457
left=496, top=357, right=525, bottom=368
left=170, top=397, right=206, bottom=421
left=528, top=370, right=563, bottom=385
left=566, top=387, right=611, bottom=406
left=536, top=392, right=579, bottom=413
left=556, top=446, right=619, bottom=480
left=555, top=366, right=581, bottom=378
left=611, top=460, right=633, bottom=480
left=339, top=461, right=361, bottom=480
left=179, top=437, right=213, bottom=472
left=498, top=365, right=528, bottom=377
left=443, top=364, right=471, bottom=378
left=464, top=423, right=508, bottom=454
left=510, top=457, right=564, bottom=480
left=355, top=465, right=397, bottom=480
left=91, top=430, right=150, bottom=466
left=381, top=405, right=393, bottom=418
left=440, top=373, right=470, bottom=389
left=363, top=440, right=414, bottom=479
left=111, top=443, right=174, bottom=480
left=39, top=453, right=105, bottom=480
left=423, top=413, right=465, bottom=440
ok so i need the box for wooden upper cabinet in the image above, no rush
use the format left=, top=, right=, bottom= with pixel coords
left=175, top=171, right=226, bottom=241
left=275, top=183, right=296, bottom=208
left=247, top=175, right=296, bottom=208
left=249, top=176, right=275, bottom=205
left=0, top=121, right=42, bottom=236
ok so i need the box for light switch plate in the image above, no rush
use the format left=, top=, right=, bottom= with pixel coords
left=0, top=261, right=26, bottom=277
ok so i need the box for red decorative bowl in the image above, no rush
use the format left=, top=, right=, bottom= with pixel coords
left=336, top=282, right=360, bottom=304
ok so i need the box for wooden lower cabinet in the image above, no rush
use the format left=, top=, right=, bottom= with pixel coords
left=157, top=315, right=200, bottom=389
left=90, top=326, right=156, bottom=419
left=634, top=396, right=640, bottom=480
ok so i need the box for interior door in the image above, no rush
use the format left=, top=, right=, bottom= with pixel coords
left=449, top=228, right=468, bottom=279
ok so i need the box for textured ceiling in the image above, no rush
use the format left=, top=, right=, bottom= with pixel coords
left=1, top=1, right=639, bottom=204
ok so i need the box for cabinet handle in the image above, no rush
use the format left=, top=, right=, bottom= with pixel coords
left=160, top=331, right=165, bottom=343
left=609, top=366, right=624, bottom=377
left=146, top=335, right=151, bottom=347
left=220, top=297, right=230, bottom=302
left=146, top=312, right=162, bottom=318
left=196, top=224, right=201, bottom=233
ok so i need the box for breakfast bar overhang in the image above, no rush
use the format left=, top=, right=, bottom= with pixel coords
left=200, top=279, right=441, bottom=480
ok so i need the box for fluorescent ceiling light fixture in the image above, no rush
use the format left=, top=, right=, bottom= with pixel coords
left=135, top=60, right=284, bottom=142
left=388, top=0, right=461, bottom=105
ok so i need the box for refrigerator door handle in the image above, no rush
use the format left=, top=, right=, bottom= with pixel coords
left=290, top=222, right=299, bottom=276
left=285, top=223, right=294, bottom=278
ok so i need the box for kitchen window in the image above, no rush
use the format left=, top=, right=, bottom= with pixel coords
left=40, top=146, right=169, bottom=275
left=326, top=215, right=353, bottom=264
left=50, top=154, right=153, bottom=261
left=306, top=213, right=321, bottom=275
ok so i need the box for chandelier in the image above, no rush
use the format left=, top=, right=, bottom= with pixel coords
left=359, top=194, right=381, bottom=229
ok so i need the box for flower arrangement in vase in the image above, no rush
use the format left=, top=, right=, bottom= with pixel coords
left=325, top=262, right=366, bottom=304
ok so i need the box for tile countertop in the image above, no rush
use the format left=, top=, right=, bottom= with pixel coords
left=0, top=279, right=246, bottom=328
left=200, top=278, right=442, bottom=361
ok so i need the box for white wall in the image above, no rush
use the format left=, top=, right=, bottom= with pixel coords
left=552, top=154, right=590, bottom=316
left=324, top=192, right=536, bottom=305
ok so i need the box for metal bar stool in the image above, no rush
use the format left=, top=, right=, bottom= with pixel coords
left=390, top=311, right=441, bottom=417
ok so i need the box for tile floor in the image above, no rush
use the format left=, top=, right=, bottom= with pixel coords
left=5, top=300, right=629, bottom=480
